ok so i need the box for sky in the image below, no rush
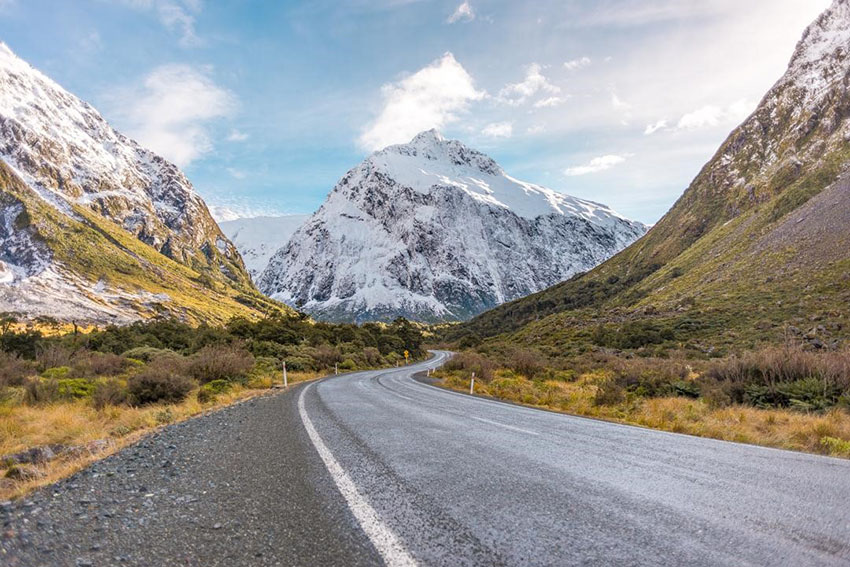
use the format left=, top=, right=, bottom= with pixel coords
left=0, top=0, right=832, bottom=224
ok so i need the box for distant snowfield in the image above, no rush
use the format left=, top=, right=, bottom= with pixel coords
left=219, top=215, right=309, bottom=280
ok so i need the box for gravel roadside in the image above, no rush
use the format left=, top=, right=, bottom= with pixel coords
left=0, top=381, right=380, bottom=567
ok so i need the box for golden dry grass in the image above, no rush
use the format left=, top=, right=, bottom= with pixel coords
left=438, top=369, right=850, bottom=459
left=0, top=370, right=321, bottom=500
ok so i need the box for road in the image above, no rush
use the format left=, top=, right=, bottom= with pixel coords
left=2, top=351, right=849, bottom=566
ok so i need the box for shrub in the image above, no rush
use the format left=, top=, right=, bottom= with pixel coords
left=36, top=344, right=74, bottom=370
left=313, top=345, right=341, bottom=368
left=197, top=379, right=232, bottom=403
left=187, top=344, right=254, bottom=384
left=128, top=365, right=194, bottom=405
left=508, top=349, right=545, bottom=379
left=0, top=351, right=33, bottom=387
left=594, top=379, right=625, bottom=406
left=363, top=347, right=382, bottom=366
left=71, top=351, right=129, bottom=377
left=57, top=378, right=96, bottom=399
left=339, top=359, right=356, bottom=371
left=122, top=346, right=179, bottom=363
left=592, top=321, right=676, bottom=350
left=92, top=378, right=130, bottom=409
left=41, top=366, right=71, bottom=380
left=606, top=358, right=693, bottom=398
left=282, top=356, right=314, bottom=372
left=444, top=352, right=495, bottom=382
left=704, top=347, right=850, bottom=411
left=23, top=378, right=60, bottom=405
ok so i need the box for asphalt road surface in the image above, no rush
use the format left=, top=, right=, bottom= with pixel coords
left=3, top=351, right=849, bottom=566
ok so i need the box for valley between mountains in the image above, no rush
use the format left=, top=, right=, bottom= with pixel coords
left=2, top=1, right=850, bottom=566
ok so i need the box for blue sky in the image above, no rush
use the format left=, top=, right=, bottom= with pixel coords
left=0, top=0, right=831, bottom=224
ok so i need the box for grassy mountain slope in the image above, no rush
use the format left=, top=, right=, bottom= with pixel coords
left=0, top=162, right=286, bottom=325
left=449, top=2, right=850, bottom=355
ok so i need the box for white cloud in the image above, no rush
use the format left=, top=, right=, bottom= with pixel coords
left=481, top=121, right=513, bottom=138
left=534, top=96, right=566, bottom=108
left=447, top=1, right=474, bottom=23
left=106, top=64, right=236, bottom=167
left=358, top=52, right=485, bottom=151
left=675, top=99, right=756, bottom=131
left=728, top=98, right=755, bottom=121
left=644, top=119, right=668, bottom=135
left=676, top=105, right=723, bottom=130
left=564, top=56, right=591, bottom=70
left=564, top=154, right=629, bottom=176
left=527, top=124, right=546, bottom=134
left=227, top=129, right=249, bottom=142
left=498, top=63, right=560, bottom=106
left=117, top=0, right=202, bottom=47
left=226, top=167, right=246, bottom=179
left=611, top=92, right=631, bottom=110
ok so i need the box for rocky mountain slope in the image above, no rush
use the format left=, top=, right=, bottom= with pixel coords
left=220, top=215, right=308, bottom=281
left=0, top=43, right=279, bottom=324
left=451, top=0, right=850, bottom=352
left=258, top=130, right=647, bottom=323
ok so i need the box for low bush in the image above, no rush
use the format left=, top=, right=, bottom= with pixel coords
left=92, top=378, right=130, bottom=409
left=128, top=365, right=195, bottom=405
left=71, top=351, right=129, bottom=377
left=41, top=366, right=71, bottom=380
left=339, top=359, right=356, bottom=371
left=197, top=379, right=232, bottom=403
left=281, top=356, right=315, bottom=372
left=187, top=343, right=254, bottom=384
left=507, top=349, right=545, bottom=379
left=363, top=347, right=382, bottom=366
left=444, top=352, right=495, bottom=382
left=704, top=347, right=850, bottom=411
left=57, top=378, right=96, bottom=399
left=23, top=378, right=60, bottom=405
left=313, top=344, right=341, bottom=368
left=35, top=344, right=74, bottom=371
left=121, top=346, right=179, bottom=363
left=591, top=321, right=676, bottom=350
left=0, top=351, right=33, bottom=387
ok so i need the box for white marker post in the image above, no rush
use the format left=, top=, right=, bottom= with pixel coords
left=283, top=360, right=288, bottom=388
left=335, top=362, right=338, bottom=375
left=470, top=371, right=475, bottom=395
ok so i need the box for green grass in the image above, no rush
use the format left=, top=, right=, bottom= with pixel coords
left=1, top=162, right=292, bottom=325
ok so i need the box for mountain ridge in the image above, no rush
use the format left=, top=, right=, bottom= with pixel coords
left=449, top=0, right=850, bottom=351
left=0, top=42, right=283, bottom=324
left=259, top=130, right=646, bottom=323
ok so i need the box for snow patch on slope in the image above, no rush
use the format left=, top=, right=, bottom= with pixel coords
left=219, top=215, right=309, bottom=280
left=259, top=131, right=647, bottom=322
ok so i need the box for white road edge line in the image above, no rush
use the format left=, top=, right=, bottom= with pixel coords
left=298, top=383, right=418, bottom=567
left=469, top=415, right=540, bottom=436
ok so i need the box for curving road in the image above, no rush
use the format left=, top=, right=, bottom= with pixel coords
left=3, top=351, right=850, bottom=566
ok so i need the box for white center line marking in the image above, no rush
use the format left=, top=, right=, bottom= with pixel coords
left=298, top=383, right=418, bottom=567
left=469, top=415, right=540, bottom=436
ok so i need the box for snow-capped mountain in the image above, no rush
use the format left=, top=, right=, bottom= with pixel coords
left=258, top=130, right=647, bottom=322
left=0, top=43, right=262, bottom=323
left=220, top=215, right=309, bottom=280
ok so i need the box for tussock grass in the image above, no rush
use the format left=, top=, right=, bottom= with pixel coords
left=437, top=369, right=850, bottom=459
left=0, top=370, right=320, bottom=501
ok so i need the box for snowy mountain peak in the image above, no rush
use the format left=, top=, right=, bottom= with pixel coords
left=781, top=0, right=850, bottom=103
left=376, top=129, right=502, bottom=177
left=258, top=133, right=647, bottom=323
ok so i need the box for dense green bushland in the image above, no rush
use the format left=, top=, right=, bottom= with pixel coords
left=0, top=313, right=425, bottom=408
